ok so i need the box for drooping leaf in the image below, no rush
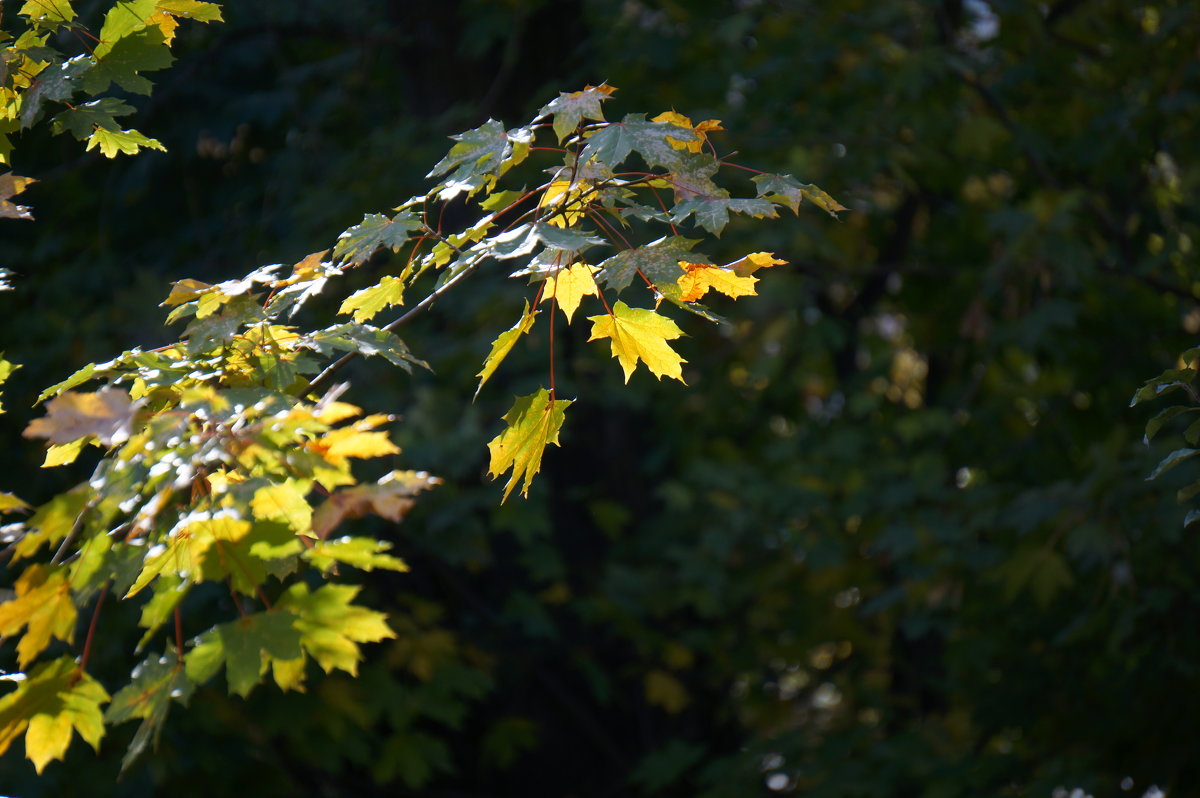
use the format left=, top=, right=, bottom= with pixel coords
left=541, top=263, right=600, bottom=323
left=487, top=388, right=573, bottom=501
left=23, top=387, right=136, bottom=447
left=104, top=651, right=194, bottom=773
left=580, top=113, right=697, bottom=171
left=476, top=301, right=537, bottom=398
left=86, top=127, right=165, bottom=158
left=729, top=251, right=788, bottom=277
left=752, top=172, right=846, bottom=217
left=304, top=323, right=428, bottom=373
left=587, top=301, right=687, bottom=383
left=184, top=610, right=303, bottom=697
left=0, top=565, right=78, bottom=667
left=277, top=583, right=395, bottom=677
left=0, top=657, right=109, bottom=774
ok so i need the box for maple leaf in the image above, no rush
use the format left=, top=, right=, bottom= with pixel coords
left=676, top=262, right=759, bottom=303
left=538, top=180, right=590, bottom=227
left=18, top=0, right=78, bottom=26
left=161, top=277, right=210, bottom=306
left=729, top=251, right=788, bottom=277
left=304, top=323, right=428, bottom=373
left=426, top=119, right=533, bottom=198
left=476, top=301, right=538, bottom=398
left=338, top=275, right=405, bottom=323
left=250, top=483, right=313, bottom=535
left=587, top=301, right=687, bottom=383
left=23, top=386, right=137, bottom=446
left=487, top=388, right=573, bottom=501
left=651, top=111, right=723, bottom=152
left=125, top=515, right=251, bottom=598
left=304, top=536, right=409, bottom=573
left=0, top=657, right=109, bottom=773
left=310, top=469, right=439, bottom=539
left=538, top=83, right=616, bottom=143
left=0, top=565, right=77, bottom=667
left=104, top=651, right=194, bottom=773
left=752, top=172, right=847, bottom=217
left=580, top=113, right=698, bottom=171
left=185, top=610, right=303, bottom=697
left=0, top=172, right=35, bottom=220
left=308, top=415, right=400, bottom=467
left=86, top=126, right=166, bottom=158
left=541, top=263, right=600, bottom=323
left=333, top=211, right=421, bottom=265
left=82, top=26, right=175, bottom=95
left=277, top=583, right=396, bottom=677
left=596, top=236, right=708, bottom=292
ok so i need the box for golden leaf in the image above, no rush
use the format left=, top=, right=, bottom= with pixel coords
left=487, top=389, right=573, bottom=501
left=0, top=565, right=77, bottom=667
left=541, top=263, right=600, bottom=323
left=587, top=301, right=686, bottom=383
left=476, top=301, right=538, bottom=398
left=676, top=261, right=759, bottom=303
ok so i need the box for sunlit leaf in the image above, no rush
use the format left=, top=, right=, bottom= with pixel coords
left=487, top=388, right=573, bottom=501
left=587, top=301, right=686, bottom=383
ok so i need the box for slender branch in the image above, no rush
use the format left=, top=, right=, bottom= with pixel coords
left=79, top=583, right=110, bottom=671
left=174, top=605, right=184, bottom=663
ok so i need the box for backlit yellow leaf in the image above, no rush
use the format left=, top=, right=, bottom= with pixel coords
left=487, top=388, right=573, bottom=501
left=651, top=111, right=723, bottom=152
left=0, top=565, right=77, bottom=667
left=729, top=251, right=788, bottom=277
left=338, top=275, right=405, bottom=323
left=676, top=261, right=758, bottom=303
left=541, top=263, right=599, bottom=323
left=161, top=278, right=211, bottom=306
left=0, top=657, right=109, bottom=773
left=587, top=301, right=686, bottom=383
left=538, top=180, right=590, bottom=227
left=250, top=483, right=313, bottom=535
left=476, top=301, right=538, bottom=398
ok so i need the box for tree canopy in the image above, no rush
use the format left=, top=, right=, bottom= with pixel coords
left=0, top=2, right=1198, bottom=796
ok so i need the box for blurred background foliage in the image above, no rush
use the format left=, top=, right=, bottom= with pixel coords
left=1, top=0, right=1198, bottom=795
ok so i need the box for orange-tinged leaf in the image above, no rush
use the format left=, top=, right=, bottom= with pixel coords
left=23, top=387, right=136, bottom=447
left=0, top=657, right=109, bottom=773
left=310, top=469, right=440, bottom=539
left=651, top=111, right=723, bottom=152
left=487, top=388, right=573, bottom=501
left=676, top=261, right=759, bottom=303
left=0, top=565, right=77, bottom=667
left=729, top=251, right=788, bottom=277
left=476, top=301, right=538, bottom=398
left=587, top=301, right=686, bottom=383
left=309, top=416, right=399, bottom=467
left=541, top=263, right=599, bottom=323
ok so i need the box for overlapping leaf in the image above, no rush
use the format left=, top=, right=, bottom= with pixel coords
left=487, top=388, right=573, bottom=501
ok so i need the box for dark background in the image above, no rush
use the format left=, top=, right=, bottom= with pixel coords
left=1, top=1, right=1198, bottom=795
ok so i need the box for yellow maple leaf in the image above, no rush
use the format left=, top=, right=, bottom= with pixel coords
left=308, top=415, right=399, bottom=466
left=0, top=657, right=109, bottom=773
left=651, top=111, right=724, bottom=153
left=587, top=301, right=686, bottom=383
left=538, top=180, right=590, bottom=227
left=541, top=263, right=600, bottom=322
left=729, top=251, right=788, bottom=277
left=250, top=483, right=313, bottom=535
left=487, top=388, right=573, bottom=501
left=676, top=261, right=759, bottom=303
left=0, top=565, right=77, bottom=667
left=476, top=301, right=538, bottom=398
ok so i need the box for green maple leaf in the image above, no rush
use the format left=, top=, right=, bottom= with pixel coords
left=580, top=113, right=698, bottom=171
left=476, top=301, right=538, bottom=398
left=427, top=119, right=533, bottom=198
left=303, top=323, right=429, bottom=373
left=18, top=0, right=78, bottom=27
left=670, top=196, right=777, bottom=236
left=82, top=27, right=174, bottom=95
left=333, top=211, right=421, bottom=265
left=105, top=651, right=194, bottom=773
left=0, top=657, right=109, bottom=774
left=487, top=388, right=573, bottom=501
left=0, top=564, right=77, bottom=667
left=250, top=483, right=313, bottom=535
left=538, top=84, right=615, bottom=143
left=596, top=236, right=709, bottom=292
left=752, top=173, right=846, bottom=217
left=50, top=97, right=135, bottom=139
left=278, top=583, right=396, bottom=677
left=303, top=537, right=409, bottom=574
left=338, top=275, right=405, bottom=323
left=185, top=611, right=303, bottom=697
